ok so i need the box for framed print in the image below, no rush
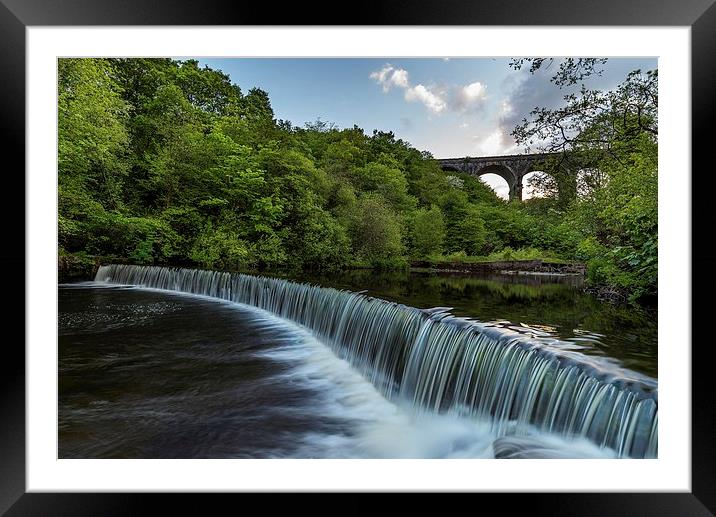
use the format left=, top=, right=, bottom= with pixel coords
left=2, top=0, right=714, bottom=513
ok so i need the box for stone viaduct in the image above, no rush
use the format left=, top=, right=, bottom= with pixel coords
left=437, top=152, right=573, bottom=202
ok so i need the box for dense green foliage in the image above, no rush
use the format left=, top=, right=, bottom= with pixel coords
left=58, top=58, right=657, bottom=303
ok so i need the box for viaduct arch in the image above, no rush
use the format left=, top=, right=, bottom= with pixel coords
left=437, top=152, right=575, bottom=202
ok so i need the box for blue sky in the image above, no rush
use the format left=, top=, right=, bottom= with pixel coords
left=194, top=57, right=657, bottom=198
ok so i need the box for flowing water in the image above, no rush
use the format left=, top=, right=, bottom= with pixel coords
left=58, top=264, right=657, bottom=459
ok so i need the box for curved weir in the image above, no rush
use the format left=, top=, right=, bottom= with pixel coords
left=95, top=264, right=658, bottom=458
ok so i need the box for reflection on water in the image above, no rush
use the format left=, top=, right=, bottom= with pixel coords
left=281, top=269, right=657, bottom=378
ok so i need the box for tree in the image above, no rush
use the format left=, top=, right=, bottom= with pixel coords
left=456, top=207, right=487, bottom=256
left=410, top=206, right=445, bottom=258
left=509, top=58, right=609, bottom=88
left=347, top=195, right=404, bottom=262
left=511, top=58, right=657, bottom=203
left=190, top=223, right=250, bottom=270
left=512, top=68, right=657, bottom=167
left=511, top=58, right=658, bottom=301
left=352, top=162, right=412, bottom=210
left=58, top=59, right=129, bottom=208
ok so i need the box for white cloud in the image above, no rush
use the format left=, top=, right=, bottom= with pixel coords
left=369, top=65, right=392, bottom=89
left=369, top=64, right=410, bottom=92
left=474, top=129, right=517, bottom=156
left=459, top=122, right=469, bottom=129
left=452, top=81, right=487, bottom=112
left=404, top=84, right=447, bottom=114
left=370, top=63, right=486, bottom=116
left=390, top=68, right=409, bottom=89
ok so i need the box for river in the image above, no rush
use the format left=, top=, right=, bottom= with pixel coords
left=58, top=265, right=657, bottom=459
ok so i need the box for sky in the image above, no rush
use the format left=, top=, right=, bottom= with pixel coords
left=195, top=57, right=657, bottom=198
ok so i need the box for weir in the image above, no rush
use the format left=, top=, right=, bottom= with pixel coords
left=95, top=264, right=658, bottom=458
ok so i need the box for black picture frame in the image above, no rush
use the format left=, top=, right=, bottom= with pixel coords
left=2, top=0, right=713, bottom=513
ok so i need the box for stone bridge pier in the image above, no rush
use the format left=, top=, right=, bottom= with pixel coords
left=437, top=153, right=573, bottom=202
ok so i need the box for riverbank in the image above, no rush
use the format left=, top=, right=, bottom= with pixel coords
left=410, top=258, right=586, bottom=276
left=59, top=253, right=585, bottom=282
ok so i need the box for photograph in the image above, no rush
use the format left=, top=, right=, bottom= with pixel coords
left=57, top=56, right=659, bottom=460
left=4, top=6, right=709, bottom=509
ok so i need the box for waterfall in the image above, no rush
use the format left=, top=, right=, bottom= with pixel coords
left=95, top=264, right=658, bottom=458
